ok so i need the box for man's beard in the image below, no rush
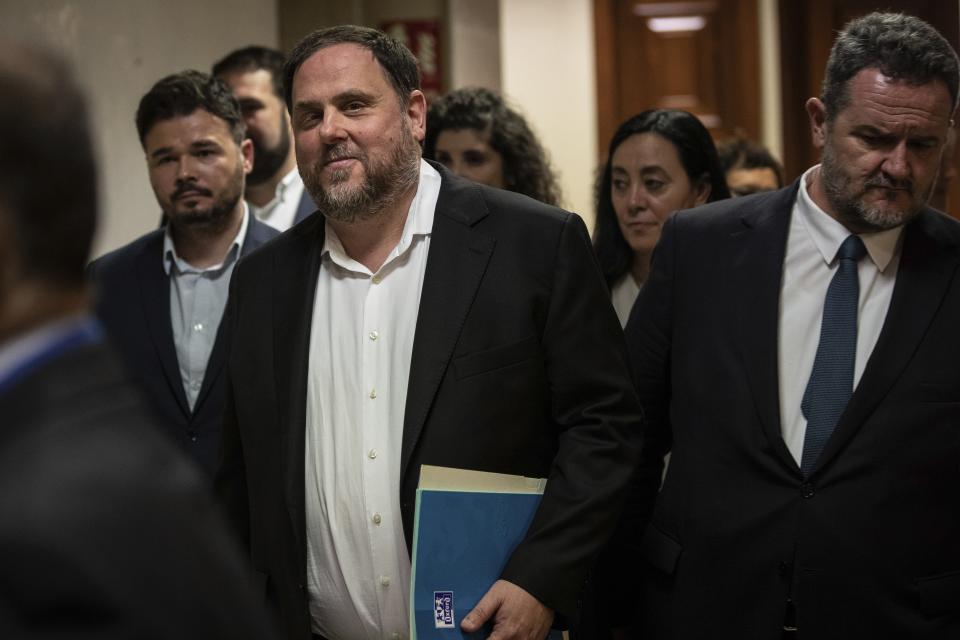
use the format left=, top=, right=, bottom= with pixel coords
left=164, top=161, right=245, bottom=236
left=246, top=111, right=291, bottom=186
left=820, top=136, right=930, bottom=231
left=301, top=118, right=421, bottom=224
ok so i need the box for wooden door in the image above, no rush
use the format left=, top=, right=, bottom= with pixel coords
left=594, top=0, right=761, bottom=157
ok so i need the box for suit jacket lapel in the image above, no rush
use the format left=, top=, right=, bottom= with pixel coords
left=400, top=176, right=494, bottom=484
left=274, top=215, right=326, bottom=556
left=136, top=234, right=190, bottom=417
left=814, top=210, right=960, bottom=475
left=194, top=216, right=277, bottom=412
left=732, top=183, right=798, bottom=473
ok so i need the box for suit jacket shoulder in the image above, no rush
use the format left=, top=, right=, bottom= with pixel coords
left=0, top=341, right=276, bottom=639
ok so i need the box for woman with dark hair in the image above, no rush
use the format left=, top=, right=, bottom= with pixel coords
left=424, top=87, right=562, bottom=206
left=593, top=109, right=729, bottom=326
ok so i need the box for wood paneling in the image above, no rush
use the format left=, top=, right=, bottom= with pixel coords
left=594, top=0, right=760, bottom=158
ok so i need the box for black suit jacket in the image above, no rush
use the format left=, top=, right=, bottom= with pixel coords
left=621, top=182, right=960, bottom=639
left=216, top=166, right=643, bottom=639
left=0, top=335, right=275, bottom=639
left=88, top=215, right=278, bottom=475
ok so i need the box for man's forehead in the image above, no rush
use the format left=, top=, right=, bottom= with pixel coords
left=222, top=68, right=275, bottom=94
left=843, top=68, right=953, bottom=121
left=144, top=109, right=233, bottom=148
left=292, top=43, right=392, bottom=99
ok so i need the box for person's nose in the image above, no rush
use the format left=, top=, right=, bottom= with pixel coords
left=318, top=110, right=348, bottom=145
left=627, top=185, right=648, bottom=212
left=882, top=140, right=910, bottom=181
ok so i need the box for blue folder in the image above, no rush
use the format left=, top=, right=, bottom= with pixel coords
left=409, top=466, right=561, bottom=640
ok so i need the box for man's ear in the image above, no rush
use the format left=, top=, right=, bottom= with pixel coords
left=240, top=138, right=254, bottom=175
left=407, top=89, right=427, bottom=142
left=806, top=97, right=828, bottom=150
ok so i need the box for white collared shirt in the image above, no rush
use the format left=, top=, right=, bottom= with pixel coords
left=778, top=166, right=903, bottom=464
left=304, top=160, right=441, bottom=640
left=611, top=272, right=641, bottom=328
left=248, top=167, right=307, bottom=231
left=163, top=207, right=248, bottom=410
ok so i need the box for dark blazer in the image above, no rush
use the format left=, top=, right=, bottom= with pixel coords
left=88, top=214, right=278, bottom=476
left=620, top=181, right=960, bottom=639
left=0, top=335, right=275, bottom=639
left=216, top=166, right=643, bottom=639
left=292, top=188, right=315, bottom=226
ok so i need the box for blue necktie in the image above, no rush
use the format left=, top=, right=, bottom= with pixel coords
left=800, top=234, right=867, bottom=477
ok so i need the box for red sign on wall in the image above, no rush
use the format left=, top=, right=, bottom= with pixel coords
left=380, top=19, right=443, bottom=100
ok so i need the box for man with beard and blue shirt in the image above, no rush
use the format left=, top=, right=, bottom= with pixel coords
left=89, top=71, right=278, bottom=476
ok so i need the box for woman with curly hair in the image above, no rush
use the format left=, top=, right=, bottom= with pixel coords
left=593, top=109, right=729, bottom=326
left=424, top=87, right=562, bottom=206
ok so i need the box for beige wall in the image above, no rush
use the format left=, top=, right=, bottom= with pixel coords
left=0, top=0, right=278, bottom=258
left=447, top=0, right=500, bottom=90
left=279, top=0, right=444, bottom=52
left=499, top=0, right=598, bottom=228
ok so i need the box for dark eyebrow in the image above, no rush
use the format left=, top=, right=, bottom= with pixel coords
left=293, top=89, right=379, bottom=114
left=149, top=146, right=173, bottom=159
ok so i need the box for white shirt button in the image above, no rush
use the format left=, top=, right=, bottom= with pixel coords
left=369, top=388, right=377, bottom=399
left=369, top=330, right=379, bottom=341
left=368, top=449, right=378, bottom=459
left=371, top=275, right=382, bottom=284
left=379, top=575, right=391, bottom=587
left=372, top=513, right=382, bottom=525
left=193, top=323, right=204, bottom=331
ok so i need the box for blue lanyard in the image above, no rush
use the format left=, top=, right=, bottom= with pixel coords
left=0, top=318, right=103, bottom=397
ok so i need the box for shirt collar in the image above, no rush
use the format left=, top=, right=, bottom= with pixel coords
left=163, top=203, right=250, bottom=275
left=0, top=313, right=99, bottom=394
left=322, top=159, right=440, bottom=273
left=797, top=165, right=903, bottom=273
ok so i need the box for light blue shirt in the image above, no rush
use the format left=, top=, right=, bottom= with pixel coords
left=163, top=209, right=248, bottom=410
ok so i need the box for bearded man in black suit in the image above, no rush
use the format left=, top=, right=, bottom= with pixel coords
left=613, top=12, right=960, bottom=640
left=216, top=24, right=643, bottom=640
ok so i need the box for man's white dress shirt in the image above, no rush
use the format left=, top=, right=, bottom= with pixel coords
left=778, top=166, right=903, bottom=464
left=304, top=160, right=441, bottom=640
left=248, top=167, right=307, bottom=232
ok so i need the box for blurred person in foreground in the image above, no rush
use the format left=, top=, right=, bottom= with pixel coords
left=423, top=86, right=562, bottom=206
left=214, top=45, right=316, bottom=231
left=88, top=71, right=278, bottom=477
left=216, top=24, right=642, bottom=640
left=592, top=109, right=729, bottom=326
left=718, top=136, right=784, bottom=197
left=613, top=12, right=960, bottom=639
left=0, top=40, right=274, bottom=640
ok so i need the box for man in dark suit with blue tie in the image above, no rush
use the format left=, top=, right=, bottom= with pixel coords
left=615, top=12, right=960, bottom=639
left=214, top=46, right=316, bottom=231
left=89, top=71, right=278, bottom=476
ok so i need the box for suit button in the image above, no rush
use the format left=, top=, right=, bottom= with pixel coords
left=187, top=430, right=198, bottom=443
left=801, top=483, right=815, bottom=499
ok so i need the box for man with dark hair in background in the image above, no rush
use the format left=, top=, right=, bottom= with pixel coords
left=717, top=136, right=784, bottom=197
left=89, top=70, right=278, bottom=476
left=217, top=24, right=642, bottom=640
left=0, top=40, right=274, bottom=639
left=214, top=45, right=316, bottom=230
left=616, top=11, right=960, bottom=639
